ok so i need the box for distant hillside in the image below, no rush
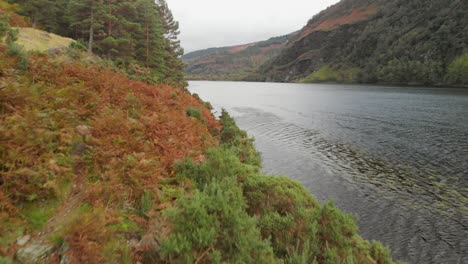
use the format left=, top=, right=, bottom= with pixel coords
left=182, top=33, right=295, bottom=81
left=251, top=0, right=468, bottom=86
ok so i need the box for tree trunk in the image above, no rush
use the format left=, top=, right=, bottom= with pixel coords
left=32, top=14, right=37, bottom=28
left=146, top=22, right=150, bottom=67
left=88, top=0, right=95, bottom=54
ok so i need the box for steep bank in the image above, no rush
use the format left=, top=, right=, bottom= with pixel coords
left=0, top=45, right=400, bottom=263
left=252, top=0, right=468, bottom=86
left=1, top=4, right=400, bottom=264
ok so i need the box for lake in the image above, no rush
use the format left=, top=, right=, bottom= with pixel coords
left=188, top=81, right=468, bottom=264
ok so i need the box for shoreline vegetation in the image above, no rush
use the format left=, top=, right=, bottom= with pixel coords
left=185, top=78, right=468, bottom=90
left=0, top=1, right=403, bottom=263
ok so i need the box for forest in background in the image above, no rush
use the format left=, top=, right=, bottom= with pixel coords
left=252, top=0, right=468, bottom=86
left=5, top=0, right=186, bottom=86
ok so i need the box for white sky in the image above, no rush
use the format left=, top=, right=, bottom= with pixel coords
left=166, top=0, right=340, bottom=53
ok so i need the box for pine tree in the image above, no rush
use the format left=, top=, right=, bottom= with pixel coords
left=10, top=0, right=187, bottom=86
left=157, top=0, right=183, bottom=56
left=67, top=0, right=106, bottom=53
left=11, top=0, right=58, bottom=30
left=157, top=0, right=185, bottom=85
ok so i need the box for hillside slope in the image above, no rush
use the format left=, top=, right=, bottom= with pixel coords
left=182, top=34, right=294, bottom=80
left=251, top=0, right=468, bottom=86
left=1, top=5, right=400, bottom=264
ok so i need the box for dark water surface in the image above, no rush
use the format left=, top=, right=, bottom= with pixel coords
left=189, top=81, right=468, bottom=264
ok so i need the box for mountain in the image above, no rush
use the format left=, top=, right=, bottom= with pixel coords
left=182, top=33, right=295, bottom=80
left=251, top=0, right=468, bottom=86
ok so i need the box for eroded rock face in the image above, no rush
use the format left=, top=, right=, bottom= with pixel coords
left=16, top=244, right=54, bottom=264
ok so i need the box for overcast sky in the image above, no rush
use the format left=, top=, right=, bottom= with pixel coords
left=166, top=0, right=340, bottom=53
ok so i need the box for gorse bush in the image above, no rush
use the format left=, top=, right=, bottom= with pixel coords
left=160, top=168, right=276, bottom=263
left=158, top=111, right=401, bottom=264
left=219, top=109, right=262, bottom=167
left=186, top=106, right=204, bottom=123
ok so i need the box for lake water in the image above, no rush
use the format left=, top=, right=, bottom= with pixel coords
left=188, top=81, right=468, bottom=264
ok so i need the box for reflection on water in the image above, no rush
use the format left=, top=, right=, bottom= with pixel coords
left=189, top=81, right=468, bottom=264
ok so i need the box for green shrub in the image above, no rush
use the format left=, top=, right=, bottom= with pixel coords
left=174, top=148, right=256, bottom=190
left=69, top=40, right=87, bottom=51
left=186, top=106, right=204, bottom=123
left=0, top=15, right=9, bottom=41
left=162, top=148, right=276, bottom=262
left=7, top=43, right=27, bottom=71
left=219, top=109, right=262, bottom=167
left=447, top=53, right=468, bottom=85
left=243, top=174, right=320, bottom=258
left=157, top=106, right=400, bottom=263
left=139, top=190, right=152, bottom=217
left=301, top=65, right=360, bottom=83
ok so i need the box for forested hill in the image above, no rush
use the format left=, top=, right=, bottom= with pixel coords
left=182, top=33, right=295, bottom=81
left=7, top=0, right=186, bottom=86
left=250, top=0, right=468, bottom=86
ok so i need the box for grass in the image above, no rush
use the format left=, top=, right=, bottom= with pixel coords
left=14, top=27, right=74, bottom=52
left=21, top=201, right=60, bottom=231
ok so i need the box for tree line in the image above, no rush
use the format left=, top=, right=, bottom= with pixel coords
left=8, top=0, right=185, bottom=86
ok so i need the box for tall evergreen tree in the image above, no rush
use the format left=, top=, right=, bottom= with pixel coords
left=10, top=0, right=187, bottom=86
left=12, top=0, right=58, bottom=30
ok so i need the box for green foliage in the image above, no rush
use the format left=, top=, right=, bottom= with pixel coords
left=162, top=115, right=400, bottom=263
left=186, top=106, right=204, bottom=123
left=0, top=256, right=12, bottom=264
left=3, top=18, right=27, bottom=71
left=301, top=65, right=360, bottom=83
left=243, top=174, right=319, bottom=258
left=174, top=148, right=256, bottom=190
left=69, top=40, right=87, bottom=51
left=21, top=201, right=60, bottom=230
left=161, top=149, right=276, bottom=263
left=256, top=0, right=468, bottom=87
left=0, top=15, right=8, bottom=40
left=375, top=59, right=442, bottom=85
left=139, top=190, right=152, bottom=217
left=219, top=109, right=262, bottom=167
left=10, top=0, right=186, bottom=86
left=6, top=42, right=27, bottom=70
left=447, top=53, right=468, bottom=85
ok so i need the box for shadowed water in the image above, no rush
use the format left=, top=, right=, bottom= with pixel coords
left=189, top=81, right=468, bottom=264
